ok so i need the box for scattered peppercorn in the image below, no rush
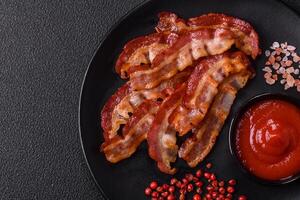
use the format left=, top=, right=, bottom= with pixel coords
left=144, top=163, right=247, bottom=199
left=228, top=179, right=236, bottom=186
left=206, top=162, right=212, bottom=169
left=145, top=187, right=152, bottom=196
left=238, top=195, right=247, bottom=200
left=193, top=194, right=201, bottom=200
left=150, top=181, right=158, bottom=190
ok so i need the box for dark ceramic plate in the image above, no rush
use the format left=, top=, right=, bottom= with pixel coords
left=79, top=0, right=300, bottom=199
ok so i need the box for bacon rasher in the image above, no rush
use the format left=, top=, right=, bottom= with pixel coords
left=156, top=12, right=260, bottom=59
left=100, top=11, right=261, bottom=174
left=115, top=33, right=180, bottom=79
left=116, top=12, right=260, bottom=81
left=146, top=52, right=252, bottom=174
left=130, top=28, right=237, bottom=90
left=179, top=70, right=253, bottom=167
left=102, top=100, right=160, bottom=163
left=147, top=84, right=186, bottom=174
left=101, top=68, right=192, bottom=140
left=170, top=51, right=251, bottom=136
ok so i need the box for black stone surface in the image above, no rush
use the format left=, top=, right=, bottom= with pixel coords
left=0, top=1, right=298, bottom=199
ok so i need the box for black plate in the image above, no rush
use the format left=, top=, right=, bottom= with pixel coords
left=79, top=0, right=300, bottom=199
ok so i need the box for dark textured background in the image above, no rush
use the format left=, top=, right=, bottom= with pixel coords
left=0, top=1, right=299, bottom=199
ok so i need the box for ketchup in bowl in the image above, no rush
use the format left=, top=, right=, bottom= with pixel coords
left=235, top=98, right=300, bottom=181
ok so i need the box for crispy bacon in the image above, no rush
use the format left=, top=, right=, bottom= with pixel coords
left=130, top=28, right=237, bottom=90
left=115, top=33, right=180, bottom=79
left=187, top=13, right=261, bottom=59
left=101, top=12, right=261, bottom=174
left=170, top=51, right=251, bottom=136
left=102, top=100, right=160, bottom=163
left=156, top=12, right=260, bottom=59
left=101, top=68, right=192, bottom=140
left=147, top=84, right=186, bottom=174
left=101, top=84, right=132, bottom=141
left=178, top=70, right=253, bottom=167
left=156, top=12, right=188, bottom=33
left=117, top=12, right=260, bottom=80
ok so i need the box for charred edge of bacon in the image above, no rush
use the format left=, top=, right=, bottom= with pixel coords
left=101, top=83, right=131, bottom=141
left=102, top=100, right=160, bottom=163
left=115, top=33, right=162, bottom=76
left=155, top=12, right=187, bottom=33
left=179, top=70, right=253, bottom=167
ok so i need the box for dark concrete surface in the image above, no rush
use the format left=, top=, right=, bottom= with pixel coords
left=0, top=1, right=298, bottom=199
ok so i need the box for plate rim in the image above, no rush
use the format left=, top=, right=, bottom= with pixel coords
left=78, top=1, right=299, bottom=199
left=78, top=0, right=151, bottom=199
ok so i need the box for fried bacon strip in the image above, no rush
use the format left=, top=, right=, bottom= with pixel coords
left=116, top=12, right=260, bottom=80
left=101, top=68, right=192, bottom=140
left=147, top=52, right=252, bottom=174
left=179, top=70, right=253, bottom=167
left=187, top=13, right=261, bottom=59
left=101, top=83, right=132, bottom=141
left=156, top=12, right=260, bottom=59
left=147, top=84, right=186, bottom=174
left=102, top=100, right=160, bottom=163
left=130, top=28, right=237, bottom=90
left=115, top=33, right=180, bottom=79
left=170, top=51, right=251, bottom=136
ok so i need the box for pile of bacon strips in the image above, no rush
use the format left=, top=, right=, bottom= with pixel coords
left=101, top=12, right=261, bottom=174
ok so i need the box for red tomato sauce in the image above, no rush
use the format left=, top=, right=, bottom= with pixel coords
left=236, top=99, right=300, bottom=181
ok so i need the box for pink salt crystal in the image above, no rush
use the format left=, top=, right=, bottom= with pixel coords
left=262, top=67, right=272, bottom=73
left=287, top=45, right=296, bottom=51
left=265, top=50, right=271, bottom=57
left=272, top=74, right=278, bottom=81
left=284, top=83, right=290, bottom=90
left=280, top=79, right=286, bottom=84
left=269, top=56, right=276, bottom=64
left=278, top=67, right=286, bottom=74
left=266, top=77, right=276, bottom=85
left=264, top=72, right=272, bottom=79
left=286, top=74, right=295, bottom=87
left=272, top=63, right=280, bottom=70
left=286, top=67, right=295, bottom=73
left=285, top=60, right=293, bottom=67
left=273, top=42, right=280, bottom=48
left=293, top=55, right=300, bottom=63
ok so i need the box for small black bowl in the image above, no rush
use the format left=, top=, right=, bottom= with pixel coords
left=228, top=93, right=300, bottom=185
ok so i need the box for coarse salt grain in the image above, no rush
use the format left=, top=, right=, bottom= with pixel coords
left=278, top=67, right=285, bottom=74
left=285, top=60, right=293, bottom=67
left=273, top=42, right=280, bottom=48
left=262, top=67, right=272, bottom=73
left=266, top=77, right=276, bottom=85
left=272, top=63, right=280, bottom=70
left=287, top=45, right=296, bottom=51
left=282, top=56, right=288, bottom=62
left=286, top=67, right=294, bottom=73
left=280, top=79, right=286, bottom=84
left=293, top=56, right=300, bottom=63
